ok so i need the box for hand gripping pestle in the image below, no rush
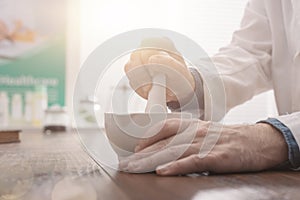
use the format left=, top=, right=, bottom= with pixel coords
left=145, top=74, right=167, bottom=113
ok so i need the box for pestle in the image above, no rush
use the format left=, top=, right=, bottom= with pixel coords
left=145, top=74, right=167, bottom=113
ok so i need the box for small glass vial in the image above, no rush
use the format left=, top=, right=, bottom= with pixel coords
left=43, top=105, right=69, bottom=133
left=11, top=93, right=23, bottom=121
left=0, top=92, right=9, bottom=127
left=32, top=85, right=48, bottom=126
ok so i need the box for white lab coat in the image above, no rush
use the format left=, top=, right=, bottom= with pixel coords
left=200, top=0, right=300, bottom=158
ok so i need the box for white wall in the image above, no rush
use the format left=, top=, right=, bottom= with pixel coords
left=66, top=0, right=80, bottom=122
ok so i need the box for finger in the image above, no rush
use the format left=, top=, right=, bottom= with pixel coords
left=119, top=149, right=155, bottom=171
left=148, top=54, right=194, bottom=100
left=125, top=51, right=169, bottom=100
left=135, top=118, right=193, bottom=152
left=167, top=51, right=185, bottom=64
left=125, top=60, right=152, bottom=99
left=130, top=50, right=142, bottom=61
left=125, top=50, right=145, bottom=74
left=148, top=54, right=186, bottom=75
left=124, top=58, right=144, bottom=76
left=120, top=136, right=176, bottom=170
left=137, top=121, right=199, bottom=154
left=126, top=144, right=197, bottom=173
left=156, top=154, right=213, bottom=176
left=120, top=122, right=201, bottom=171
left=166, top=88, right=177, bottom=102
left=133, top=86, right=148, bottom=100
left=140, top=49, right=164, bottom=64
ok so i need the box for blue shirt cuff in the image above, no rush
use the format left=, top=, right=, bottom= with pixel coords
left=258, top=118, right=300, bottom=169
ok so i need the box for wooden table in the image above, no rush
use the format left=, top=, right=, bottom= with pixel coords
left=0, top=130, right=299, bottom=200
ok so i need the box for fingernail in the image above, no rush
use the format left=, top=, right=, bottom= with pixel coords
left=156, top=167, right=169, bottom=175
left=156, top=167, right=167, bottom=174
left=156, top=162, right=173, bottom=174
left=157, top=162, right=173, bottom=169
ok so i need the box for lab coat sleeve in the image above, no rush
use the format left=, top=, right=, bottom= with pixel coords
left=198, top=0, right=300, bottom=169
left=197, top=0, right=273, bottom=121
left=275, top=112, right=300, bottom=170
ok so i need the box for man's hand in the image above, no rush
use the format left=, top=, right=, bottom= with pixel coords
left=119, top=119, right=288, bottom=175
left=124, top=37, right=195, bottom=103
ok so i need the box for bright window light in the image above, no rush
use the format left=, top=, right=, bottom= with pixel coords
left=80, top=0, right=277, bottom=123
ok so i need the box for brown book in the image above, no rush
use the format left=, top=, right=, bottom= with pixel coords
left=0, top=130, right=21, bottom=144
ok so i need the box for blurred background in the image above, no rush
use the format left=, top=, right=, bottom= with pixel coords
left=0, top=0, right=277, bottom=130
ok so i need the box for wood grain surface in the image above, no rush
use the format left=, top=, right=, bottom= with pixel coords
left=0, top=130, right=299, bottom=200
